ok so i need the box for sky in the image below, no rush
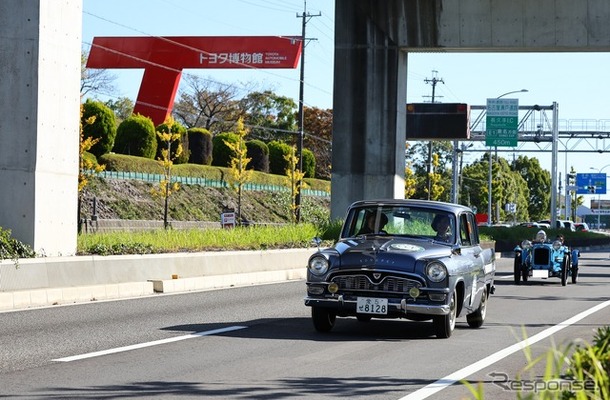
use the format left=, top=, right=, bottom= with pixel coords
left=82, top=0, right=610, bottom=205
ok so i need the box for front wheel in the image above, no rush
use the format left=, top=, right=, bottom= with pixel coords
left=561, top=256, right=569, bottom=286
left=433, top=289, right=456, bottom=338
left=522, top=268, right=529, bottom=283
left=311, top=307, right=336, bottom=332
left=572, top=266, right=579, bottom=284
left=467, top=287, right=487, bottom=328
left=514, top=257, right=522, bottom=285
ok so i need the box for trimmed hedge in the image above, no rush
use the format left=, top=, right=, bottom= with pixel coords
left=212, top=132, right=241, bottom=167
left=246, top=139, right=269, bottom=172
left=81, top=99, right=117, bottom=157
left=113, top=114, right=157, bottom=159
left=188, top=127, right=212, bottom=165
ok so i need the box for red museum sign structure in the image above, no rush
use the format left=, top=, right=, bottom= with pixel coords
left=86, top=36, right=303, bottom=125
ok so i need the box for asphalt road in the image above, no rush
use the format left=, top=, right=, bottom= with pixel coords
left=1, top=250, right=609, bottom=400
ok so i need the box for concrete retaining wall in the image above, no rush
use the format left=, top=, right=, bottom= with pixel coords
left=0, top=248, right=314, bottom=311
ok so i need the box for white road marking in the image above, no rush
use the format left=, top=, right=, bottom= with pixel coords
left=399, top=299, right=610, bottom=400
left=53, top=325, right=247, bottom=362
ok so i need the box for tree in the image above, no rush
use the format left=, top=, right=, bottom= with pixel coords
left=284, top=145, right=306, bottom=223
left=173, top=75, right=241, bottom=132
left=151, top=117, right=182, bottom=229
left=405, top=140, right=454, bottom=200
left=224, top=118, right=253, bottom=225
left=511, top=155, right=551, bottom=221
left=303, top=106, right=332, bottom=179
left=104, top=97, right=134, bottom=124
left=78, top=103, right=105, bottom=233
left=462, top=154, right=531, bottom=223
left=156, top=120, right=188, bottom=164
left=428, top=153, right=444, bottom=200
left=239, top=90, right=298, bottom=142
left=80, top=50, right=116, bottom=97
left=81, top=99, right=117, bottom=157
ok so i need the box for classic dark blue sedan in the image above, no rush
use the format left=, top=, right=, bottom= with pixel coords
left=304, top=199, right=496, bottom=338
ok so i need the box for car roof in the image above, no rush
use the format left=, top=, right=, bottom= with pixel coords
left=348, top=199, right=473, bottom=215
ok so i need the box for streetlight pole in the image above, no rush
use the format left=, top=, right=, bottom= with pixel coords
left=486, top=89, right=528, bottom=226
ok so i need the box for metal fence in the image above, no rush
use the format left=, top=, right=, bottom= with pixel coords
left=91, top=170, right=330, bottom=197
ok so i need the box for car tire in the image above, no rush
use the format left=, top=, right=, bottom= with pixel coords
left=561, top=256, right=569, bottom=286
left=513, top=257, right=521, bottom=285
left=311, top=307, right=336, bottom=332
left=466, top=287, right=487, bottom=328
left=433, top=289, right=456, bottom=339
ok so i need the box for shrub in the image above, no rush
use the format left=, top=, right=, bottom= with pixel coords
left=268, top=140, right=293, bottom=175
left=187, top=128, right=212, bottom=165
left=82, top=151, right=99, bottom=169
left=156, top=120, right=189, bottom=164
left=246, top=139, right=269, bottom=172
left=0, top=227, right=35, bottom=260
left=113, top=114, right=157, bottom=159
left=302, top=148, right=316, bottom=178
left=212, top=132, right=240, bottom=167
left=81, top=99, right=117, bottom=157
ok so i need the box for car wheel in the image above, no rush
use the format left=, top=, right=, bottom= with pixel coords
left=433, top=289, right=456, bottom=339
left=311, top=307, right=336, bottom=332
left=561, top=256, right=569, bottom=286
left=513, top=257, right=521, bottom=285
left=572, top=266, right=578, bottom=284
left=356, top=314, right=372, bottom=322
left=466, top=287, right=487, bottom=328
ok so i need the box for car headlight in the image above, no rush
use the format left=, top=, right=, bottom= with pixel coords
left=521, top=240, right=532, bottom=249
left=552, top=240, right=562, bottom=250
left=426, top=261, right=447, bottom=282
left=308, top=255, right=329, bottom=275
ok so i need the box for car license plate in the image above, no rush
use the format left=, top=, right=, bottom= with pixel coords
left=357, top=297, right=388, bottom=315
left=533, top=270, right=548, bottom=278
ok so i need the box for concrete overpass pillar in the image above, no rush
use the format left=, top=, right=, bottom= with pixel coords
left=0, top=0, right=82, bottom=255
left=331, top=0, right=407, bottom=220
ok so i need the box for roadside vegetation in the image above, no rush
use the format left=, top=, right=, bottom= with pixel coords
left=76, top=222, right=341, bottom=256
left=465, top=326, right=610, bottom=399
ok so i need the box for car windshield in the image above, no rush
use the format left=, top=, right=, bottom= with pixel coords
left=344, top=205, right=456, bottom=243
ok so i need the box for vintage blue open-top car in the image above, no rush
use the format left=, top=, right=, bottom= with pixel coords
left=513, top=230, right=580, bottom=286
left=304, top=199, right=496, bottom=339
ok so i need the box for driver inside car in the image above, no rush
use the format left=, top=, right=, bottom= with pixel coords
left=357, top=212, right=388, bottom=235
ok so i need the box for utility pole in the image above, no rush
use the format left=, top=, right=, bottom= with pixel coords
left=424, top=71, right=444, bottom=200
left=295, top=0, right=320, bottom=223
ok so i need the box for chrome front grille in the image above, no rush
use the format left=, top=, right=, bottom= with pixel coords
left=331, top=274, right=422, bottom=295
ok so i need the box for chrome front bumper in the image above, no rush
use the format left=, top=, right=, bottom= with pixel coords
left=304, top=295, right=450, bottom=316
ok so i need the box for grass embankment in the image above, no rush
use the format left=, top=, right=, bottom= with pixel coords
left=76, top=221, right=343, bottom=256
